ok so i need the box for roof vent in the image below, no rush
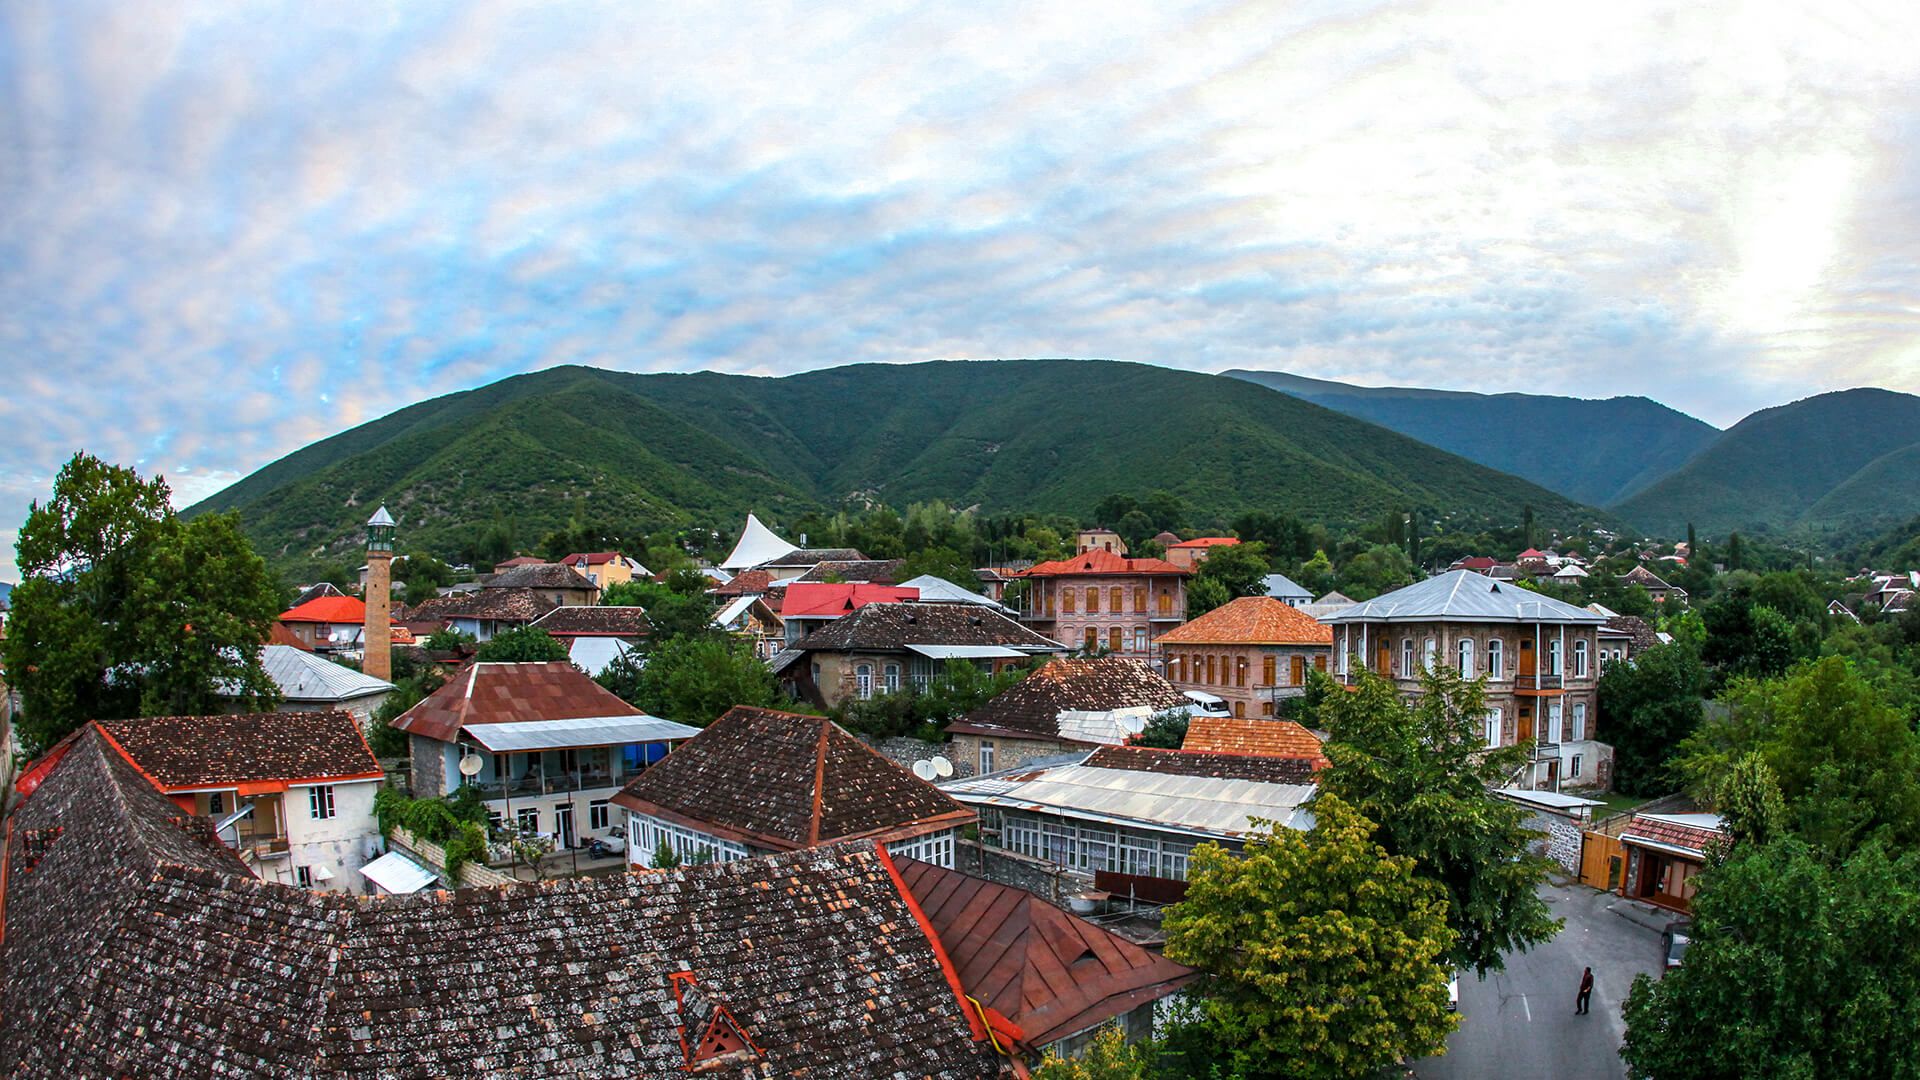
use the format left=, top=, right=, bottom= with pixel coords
left=1490, top=583, right=1501, bottom=593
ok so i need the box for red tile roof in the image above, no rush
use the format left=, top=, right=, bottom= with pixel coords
left=1154, top=595, right=1333, bottom=646
left=613, top=706, right=973, bottom=850
left=268, top=622, right=314, bottom=650
left=894, top=857, right=1197, bottom=1049
left=708, top=569, right=773, bottom=597
left=392, top=661, right=641, bottom=743
left=1181, top=716, right=1325, bottom=764
left=559, top=551, right=623, bottom=566
left=1017, top=549, right=1188, bottom=578
left=1621, top=815, right=1726, bottom=857
left=94, top=712, right=383, bottom=791
left=278, top=595, right=366, bottom=623
left=1167, top=536, right=1240, bottom=549
left=779, top=582, right=919, bottom=618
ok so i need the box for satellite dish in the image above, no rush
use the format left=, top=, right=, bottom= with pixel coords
left=932, top=756, right=954, bottom=778
left=458, top=754, right=483, bottom=777
left=912, top=760, right=937, bottom=781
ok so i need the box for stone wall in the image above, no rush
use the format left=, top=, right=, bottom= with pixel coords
left=409, top=734, right=445, bottom=798
left=1546, top=817, right=1585, bottom=875
left=946, top=732, right=1090, bottom=779
left=387, top=825, right=516, bottom=889
left=956, top=838, right=1088, bottom=906
left=861, top=735, right=948, bottom=773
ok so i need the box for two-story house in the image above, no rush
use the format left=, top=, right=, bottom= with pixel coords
left=1163, top=536, right=1239, bottom=571
left=483, top=562, right=602, bottom=606
left=393, top=661, right=702, bottom=849
left=945, top=655, right=1190, bottom=776
left=1620, top=565, right=1688, bottom=604
left=558, top=551, right=650, bottom=590
left=1013, top=549, right=1190, bottom=658
left=277, top=594, right=377, bottom=653
left=775, top=601, right=1066, bottom=709
left=94, top=710, right=384, bottom=892
left=1156, top=596, right=1332, bottom=718
left=613, top=705, right=975, bottom=868
left=1321, top=570, right=1609, bottom=789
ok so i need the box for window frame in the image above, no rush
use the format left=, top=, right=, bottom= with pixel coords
left=1457, top=638, right=1475, bottom=678
left=1487, top=638, right=1504, bottom=679
left=308, top=785, right=336, bottom=821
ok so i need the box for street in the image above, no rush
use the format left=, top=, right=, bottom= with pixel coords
left=1416, top=881, right=1669, bottom=1080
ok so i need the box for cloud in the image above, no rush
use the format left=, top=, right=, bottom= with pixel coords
left=3, top=0, right=1920, bottom=579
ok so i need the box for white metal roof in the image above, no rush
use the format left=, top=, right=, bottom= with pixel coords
left=1494, top=787, right=1605, bottom=811
left=1053, top=706, right=1157, bottom=745
left=945, top=761, right=1316, bottom=839
left=906, top=644, right=1026, bottom=660
left=1321, top=570, right=1606, bottom=625
left=361, top=850, right=438, bottom=895
left=897, top=575, right=1002, bottom=607
left=258, top=644, right=395, bottom=701
left=1263, top=573, right=1313, bottom=601
left=713, top=595, right=760, bottom=627
left=567, top=636, right=634, bottom=677
left=720, top=513, right=797, bottom=571
left=463, top=714, right=702, bottom=752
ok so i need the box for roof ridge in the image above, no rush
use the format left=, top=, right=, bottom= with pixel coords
left=807, top=719, right=831, bottom=847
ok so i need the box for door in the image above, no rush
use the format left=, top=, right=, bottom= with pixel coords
left=1375, top=640, right=1392, bottom=675
left=1519, top=637, right=1536, bottom=679
left=1519, top=703, right=1534, bottom=742
left=554, top=803, right=576, bottom=849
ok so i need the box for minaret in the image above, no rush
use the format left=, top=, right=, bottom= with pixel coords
left=363, top=506, right=395, bottom=682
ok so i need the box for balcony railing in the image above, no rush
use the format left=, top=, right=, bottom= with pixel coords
left=1514, top=673, right=1564, bottom=691
left=467, top=769, right=619, bottom=799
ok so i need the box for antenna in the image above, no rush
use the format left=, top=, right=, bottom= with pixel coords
left=931, top=756, right=953, bottom=779
left=912, top=760, right=937, bottom=781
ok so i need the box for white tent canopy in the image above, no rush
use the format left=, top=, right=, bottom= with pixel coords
left=720, top=513, right=797, bottom=571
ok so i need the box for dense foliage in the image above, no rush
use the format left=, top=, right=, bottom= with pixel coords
left=472, top=625, right=571, bottom=663
left=598, top=634, right=784, bottom=725
left=5, top=453, right=284, bottom=754
left=1597, top=641, right=1710, bottom=795
left=830, top=660, right=1031, bottom=742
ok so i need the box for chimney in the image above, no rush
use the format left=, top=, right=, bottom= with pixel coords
left=363, top=506, right=396, bottom=682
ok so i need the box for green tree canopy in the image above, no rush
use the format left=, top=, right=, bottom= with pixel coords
left=1315, top=669, right=1561, bottom=974
left=1338, top=543, right=1415, bottom=600
left=4, top=453, right=283, bottom=753
left=598, top=634, right=782, bottom=725
left=472, top=625, right=572, bottom=663
left=895, top=546, right=980, bottom=592
left=1192, top=540, right=1271, bottom=600
left=1162, top=794, right=1458, bottom=1079
left=1596, top=641, right=1710, bottom=795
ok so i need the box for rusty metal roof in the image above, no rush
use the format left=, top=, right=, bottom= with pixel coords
left=391, top=661, right=642, bottom=743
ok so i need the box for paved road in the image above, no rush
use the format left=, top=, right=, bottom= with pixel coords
left=1416, top=882, right=1668, bottom=1080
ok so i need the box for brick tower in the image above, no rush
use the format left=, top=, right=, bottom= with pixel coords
left=363, top=506, right=395, bottom=681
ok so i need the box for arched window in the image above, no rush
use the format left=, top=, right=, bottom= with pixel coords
left=1401, top=639, right=1414, bottom=677
left=1487, top=639, right=1504, bottom=679
left=1423, top=638, right=1437, bottom=671
left=883, top=663, right=900, bottom=693
left=1084, top=627, right=1099, bottom=652
left=1548, top=638, right=1563, bottom=676
left=1485, top=708, right=1502, bottom=748
left=1132, top=628, right=1146, bottom=652
left=855, top=664, right=873, bottom=700
left=1109, top=626, right=1124, bottom=653
left=1457, top=639, right=1475, bottom=678
left=1236, top=657, right=1247, bottom=687
left=1574, top=640, right=1590, bottom=678
left=1572, top=702, right=1587, bottom=741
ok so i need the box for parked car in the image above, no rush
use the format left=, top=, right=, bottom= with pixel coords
left=1181, top=690, right=1233, bottom=718
left=1447, top=972, right=1460, bottom=1011
left=1662, top=920, right=1692, bottom=969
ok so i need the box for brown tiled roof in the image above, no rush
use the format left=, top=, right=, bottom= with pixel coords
left=895, top=857, right=1197, bottom=1049
left=1621, top=815, right=1725, bottom=857
left=485, top=563, right=600, bottom=591
left=493, top=555, right=548, bottom=570
left=759, top=547, right=867, bottom=567
left=1602, top=613, right=1660, bottom=651
left=949, top=657, right=1186, bottom=741
left=392, top=661, right=641, bottom=743
left=614, top=706, right=974, bottom=850
left=531, top=605, right=652, bottom=637
left=1018, top=549, right=1187, bottom=578
left=269, top=621, right=314, bottom=650
left=1083, top=744, right=1318, bottom=785
left=1155, top=595, right=1333, bottom=646
left=708, top=569, right=773, bottom=597
left=403, top=587, right=558, bottom=623
left=1167, top=536, right=1239, bottom=549
left=794, top=602, right=1064, bottom=653
left=790, top=558, right=906, bottom=585
left=1181, top=716, right=1325, bottom=763
left=0, top=729, right=995, bottom=1078
left=1621, top=565, right=1679, bottom=591
left=95, top=712, right=383, bottom=790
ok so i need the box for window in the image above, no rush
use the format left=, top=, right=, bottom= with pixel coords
left=1572, top=702, right=1587, bottom=742
left=295, top=866, right=314, bottom=889
left=590, top=799, right=610, bottom=832
left=1084, top=627, right=1099, bottom=652
left=1401, top=639, right=1413, bottom=676
left=1314, top=655, right=1326, bottom=672
left=856, top=663, right=873, bottom=700
left=1488, top=639, right=1504, bottom=679
left=1111, top=587, right=1124, bottom=613
left=207, top=791, right=225, bottom=815
left=979, top=741, right=996, bottom=774
left=1263, top=656, right=1277, bottom=686
left=1133, top=628, right=1146, bottom=652
left=1423, top=638, right=1437, bottom=671
left=883, top=663, right=901, bottom=693
left=517, top=807, right=540, bottom=833
left=1133, top=586, right=1147, bottom=613
left=1063, top=589, right=1076, bottom=613
left=1233, top=700, right=1246, bottom=718
left=1291, top=654, right=1305, bottom=685
left=1109, top=626, right=1124, bottom=652
left=308, top=785, right=336, bottom=820
left=1548, top=638, right=1563, bottom=676
left=1206, top=655, right=1217, bottom=684
left=887, top=829, right=958, bottom=869
left=1547, top=700, right=1564, bottom=743
left=1574, top=640, right=1590, bottom=678
left=1486, top=708, right=1502, bottom=748
left=1457, top=639, right=1475, bottom=678
left=1235, top=658, right=1247, bottom=687
left=1086, top=586, right=1100, bottom=613
left=1571, top=754, right=1583, bottom=779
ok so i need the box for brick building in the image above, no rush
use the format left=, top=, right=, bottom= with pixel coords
left=1013, top=549, right=1189, bottom=658
left=1156, top=596, right=1333, bottom=717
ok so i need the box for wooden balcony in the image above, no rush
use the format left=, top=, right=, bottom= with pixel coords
left=1514, top=673, right=1564, bottom=694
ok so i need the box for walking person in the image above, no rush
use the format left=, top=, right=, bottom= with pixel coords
left=1576, top=967, right=1594, bottom=1015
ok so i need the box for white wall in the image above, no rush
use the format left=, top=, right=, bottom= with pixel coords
left=284, top=780, right=382, bottom=894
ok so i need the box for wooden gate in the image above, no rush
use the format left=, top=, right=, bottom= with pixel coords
left=1579, top=831, right=1625, bottom=893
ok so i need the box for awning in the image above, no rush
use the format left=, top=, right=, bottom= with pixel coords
left=906, top=644, right=1026, bottom=660
left=361, top=850, right=439, bottom=895
left=463, top=714, right=704, bottom=752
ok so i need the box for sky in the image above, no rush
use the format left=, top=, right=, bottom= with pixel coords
left=3, top=0, right=1919, bottom=581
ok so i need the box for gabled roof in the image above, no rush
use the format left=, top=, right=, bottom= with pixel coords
left=1083, top=744, right=1318, bottom=785
left=1321, top=570, right=1606, bottom=625
left=484, top=562, right=599, bottom=591
left=789, top=559, right=905, bottom=585
left=1018, top=549, right=1187, bottom=578
left=493, top=555, right=548, bottom=570
left=1620, top=813, right=1727, bottom=858
left=1620, top=565, right=1681, bottom=591
left=613, top=706, right=974, bottom=850
left=1263, top=572, right=1312, bottom=600
left=257, top=644, right=395, bottom=701
left=268, top=621, right=314, bottom=650
left=559, top=551, right=628, bottom=567
left=894, top=857, right=1197, bottom=1049
left=719, top=512, right=797, bottom=571
left=392, top=661, right=641, bottom=743
left=713, top=594, right=778, bottom=630
left=1155, top=596, right=1332, bottom=646
left=708, top=569, right=773, bottom=597
left=898, top=575, right=1003, bottom=607
left=95, top=711, right=383, bottom=790
left=0, top=728, right=995, bottom=1078
left=1182, top=716, right=1325, bottom=764
left=949, top=657, right=1186, bottom=742
left=1167, top=536, right=1239, bottom=549
left=779, top=582, right=919, bottom=618
left=1598, top=612, right=1661, bottom=651
left=403, top=587, right=557, bottom=624
left=530, top=605, right=652, bottom=637
left=760, top=547, right=868, bottom=568
left=792, top=601, right=1065, bottom=654
left=290, top=582, right=346, bottom=606
left=278, top=595, right=366, bottom=623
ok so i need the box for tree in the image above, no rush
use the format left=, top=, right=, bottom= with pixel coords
left=1131, top=708, right=1189, bottom=749
left=1032, top=1027, right=1153, bottom=1079
left=1192, top=541, right=1271, bottom=601
left=1338, top=543, right=1414, bottom=600
left=1163, top=795, right=1458, bottom=1079
left=895, top=546, right=979, bottom=591
left=4, top=453, right=283, bottom=754
left=649, top=839, right=682, bottom=870
left=599, top=634, right=782, bottom=725
left=1315, top=670, right=1561, bottom=974
left=1710, top=752, right=1787, bottom=851
left=598, top=580, right=649, bottom=607
left=1522, top=504, right=1536, bottom=550
left=1597, top=641, right=1709, bottom=795
left=473, top=625, right=571, bottom=663
left=1294, top=550, right=1337, bottom=597
left=1184, top=575, right=1231, bottom=619
left=1621, top=837, right=1920, bottom=1080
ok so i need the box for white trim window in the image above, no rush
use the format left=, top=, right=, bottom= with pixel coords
left=517, top=806, right=539, bottom=833
left=308, top=785, right=336, bottom=820
left=1457, top=639, right=1475, bottom=678
left=1571, top=754, right=1583, bottom=778
left=1548, top=639, right=1563, bottom=676
left=979, top=741, right=996, bottom=775
left=1422, top=638, right=1437, bottom=672
left=1571, top=702, right=1587, bottom=742
left=855, top=664, right=874, bottom=700
left=1488, top=639, right=1504, bottom=680
left=1485, top=708, right=1502, bottom=749
left=1401, top=639, right=1414, bottom=677
left=1574, top=640, right=1590, bottom=679
left=883, top=663, right=901, bottom=693
left=887, top=829, right=957, bottom=869
left=1547, top=700, right=1564, bottom=743
left=589, top=799, right=610, bottom=832
left=295, top=866, right=314, bottom=889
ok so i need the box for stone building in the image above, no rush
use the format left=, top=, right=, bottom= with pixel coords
left=945, top=655, right=1189, bottom=776
left=1156, top=596, right=1333, bottom=718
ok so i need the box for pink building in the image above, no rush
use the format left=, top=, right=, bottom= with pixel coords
left=1013, top=549, right=1189, bottom=657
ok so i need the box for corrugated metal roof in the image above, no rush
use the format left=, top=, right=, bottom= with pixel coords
left=260, top=644, right=395, bottom=700
left=896, top=574, right=1002, bottom=606
left=567, top=636, right=634, bottom=677
left=1320, top=570, right=1606, bottom=625
left=945, top=760, right=1315, bottom=838
left=464, top=714, right=701, bottom=752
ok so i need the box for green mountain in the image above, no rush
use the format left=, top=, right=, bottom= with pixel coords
left=1612, top=388, right=1920, bottom=542
left=190, top=359, right=1608, bottom=569
left=1224, top=369, right=1720, bottom=506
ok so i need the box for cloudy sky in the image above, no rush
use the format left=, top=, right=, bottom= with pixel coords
left=3, top=0, right=1918, bottom=579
